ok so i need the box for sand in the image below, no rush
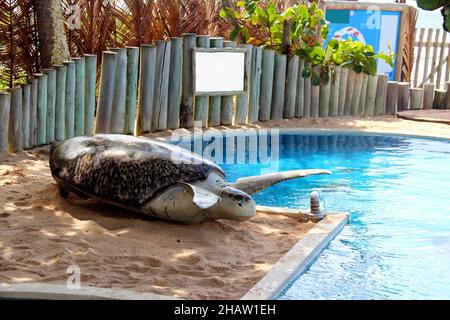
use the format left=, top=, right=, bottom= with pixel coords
left=1, top=116, right=449, bottom=300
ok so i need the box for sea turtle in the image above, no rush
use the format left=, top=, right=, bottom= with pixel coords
left=49, top=134, right=331, bottom=224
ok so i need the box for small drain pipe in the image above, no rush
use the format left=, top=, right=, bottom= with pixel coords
left=309, top=191, right=325, bottom=221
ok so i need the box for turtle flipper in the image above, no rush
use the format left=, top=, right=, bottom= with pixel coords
left=142, top=183, right=220, bottom=224
left=231, top=169, right=332, bottom=195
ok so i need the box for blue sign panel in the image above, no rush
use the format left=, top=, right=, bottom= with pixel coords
left=325, top=9, right=401, bottom=80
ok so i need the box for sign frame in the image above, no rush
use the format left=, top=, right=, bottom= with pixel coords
left=192, top=48, right=249, bottom=96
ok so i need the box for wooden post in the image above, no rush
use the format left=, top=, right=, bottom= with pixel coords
left=136, top=45, right=156, bottom=135
left=208, top=37, right=224, bottom=126
left=433, top=90, right=446, bottom=109
left=444, top=82, right=450, bottom=109
left=29, top=78, right=38, bottom=147
left=375, top=74, right=388, bottom=116
left=310, top=66, right=320, bottom=117
left=410, top=88, right=424, bottom=110
left=95, top=51, right=117, bottom=134
left=124, top=47, right=138, bottom=135
left=0, top=92, right=10, bottom=153
left=36, top=73, right=48, bottom=145
left=43, top=68, right=56, bottom=143
left=284, top=55, right=299, bottom=119
left=423, top=83, right=435, bottom=109
left=8, top=87, right=23, bottom=151
left=221, top=40, right=237, bottom=126
left=235, top=43, right=252, bottom=125
left=303, top=63, right=312, bottom=117
left=329, top=67, right=341, bottom=117
left=413, top=28, right=425, bottom=88
left=386, top=81, right=398, bottom=115
left=248, top=46, right=262, bottom=124
left=73, top=58, right=85, bottom=137
left=194, top=36, right=210, bottom=127
left=295, top=59, right=305, bottom=117
left=110, top=48, right=127, bottom=134
left=181, top=34, right=197, bottom=128
left=22, top=83, right=31, bottom=149
left=319, top=70, right=331, bottom=117
left=358, top=74, right=369, bottom=116
left=259, top=49, right=275, bottom=121
left=167, top=39, right=182, bottom=130
left=338, top=68, right=349, bottom=116
left=350, top=72, right=364, bottom=116
left=154, top=40, right=171, bottom=132
left=63, top=61, right=75, bottom=138
left=271, top=53, right=287, bottom=120
left=84, top=54, right=97, bottom=136
left=422, top=29, right=434, bottom=86
left=364, top=75, right=378, bottom=117
left=397, top=82, right=410, bottom=111
left=54, top=65, right=66, bottom=141
left=344, top=69, right=355, bottom=115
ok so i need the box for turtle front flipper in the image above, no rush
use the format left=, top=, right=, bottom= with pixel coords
left=142, top=183, right=220, bottom=224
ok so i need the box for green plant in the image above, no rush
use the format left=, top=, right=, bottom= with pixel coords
left=416, top=0, right=450, bottom=32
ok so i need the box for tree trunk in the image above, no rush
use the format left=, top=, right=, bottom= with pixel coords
left=35, top=0, right=70, bottom=68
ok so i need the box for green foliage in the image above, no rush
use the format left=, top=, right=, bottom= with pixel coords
left=417, top=0, right=450, bottom=32
left=220, top=0, right=396, bottom=85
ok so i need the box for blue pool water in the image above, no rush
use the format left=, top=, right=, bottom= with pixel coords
left=177, top=132, right=450, bottom=299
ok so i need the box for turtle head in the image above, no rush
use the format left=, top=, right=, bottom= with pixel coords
left=217, top=186, right=256, bottom=220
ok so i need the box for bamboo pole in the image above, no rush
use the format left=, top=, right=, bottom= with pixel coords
left=248, top=46, right=262, bottom=124
left=423, top=83, right=435, bottom=109
left=430, top=29, right=441, bottom=84
left=136, top=45, right=156, bottom=135
left=29, top=78, right=38, bottom=147
left=283, top=55, right=299, bottom=119
left=167, top=39, right=182, bottom=130
left=397, top=82, right=410, bottom=111
left=271, top=53, right=287, bottom=120
left=22, top=83, right=31, bottom=149
left=36, top=73, right=48, bottom=145
left=445, top=82, right=450, bottom=109
left=295, top=59, right=305, bottom=118
left=338, top=67, right=349, bottom=116
left=386, top=81, right=398, bottom=115
left=235, top=43, right=252, bottom=125
left=95, top=51, right=117, bottom=134
left=319, top=70, right=331, bottom=117
left=208, top=37, right=224, bottom=126
left=413, top=28, right=425, bottom=88
left=422, top=29, right=434, bottom=86
left=54, top=65, right=66, bottom=141
left=310, top=66, right=320, bottom=117
left=329, top=67, right=341, bottom=117
left=350, top=72, right=364, bottom=116
left=437, top=32, right=447, bottom=88
left=124, top=47, right=138, bottom=135
left=63, top=61, right=75, bottom=138
left=194, top=36, right=210, bottom=127
left=433, top=89, right=446, bottom=109
left=303, top=63, right=311, bottom=117
left=0, top=92, right=11, bottom=153
left=364, top=75, right=378, bottom=117
left=221, top=40, right=237, bottom=126
left=8, top=87, right=23, bottom=151
left=73, top=58, right=85, bottom=137
left=374, top=74, right=388, bottom=116
left=84, top=54, right=97, bottom=136
left=155, top=41, right=171, bottom=132
left=259, top=49, right=275, bottom=121
left=181, top=34, right=197, bottom=129
left=110, top=48, right=127, bottom=134
left=410, top=87, right=424, bottom=110
left=358, top=74, right=369, bottom=116
left=43, top=68, right=56, bottom=143
left=344, top=69, right=355, bottom=115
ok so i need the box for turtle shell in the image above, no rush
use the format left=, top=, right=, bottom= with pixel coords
left=49, top=134, right=225, bottom=207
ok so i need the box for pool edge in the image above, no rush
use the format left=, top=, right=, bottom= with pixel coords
left=241, top=212, right=349, bottom=300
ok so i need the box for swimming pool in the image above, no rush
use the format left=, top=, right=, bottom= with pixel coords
left=176, top=131, right=450, bottom=299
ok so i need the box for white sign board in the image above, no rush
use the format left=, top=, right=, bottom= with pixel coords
left=193, top=49, right=247, bottom=96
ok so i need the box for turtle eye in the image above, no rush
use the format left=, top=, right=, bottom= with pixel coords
left=238, top=203, right=243, bottom=207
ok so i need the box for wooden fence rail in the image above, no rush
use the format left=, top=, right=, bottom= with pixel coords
left=1, top=34, right=450, bottom=155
